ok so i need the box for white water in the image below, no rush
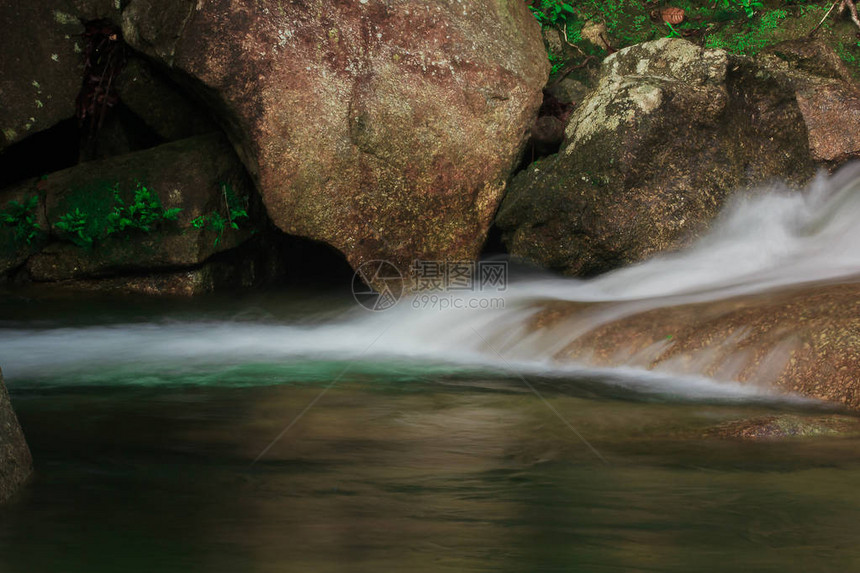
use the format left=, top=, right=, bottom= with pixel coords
left=2, top=164, right=860, bottom=402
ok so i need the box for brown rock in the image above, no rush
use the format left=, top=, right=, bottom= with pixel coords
left=580, top=21, right=609, bottom=49
left=760, top=40, right=860, bottom=164
left=0, top=367, right=32, bottom=504
left=121, top=0, right=548, bottom=276
left=530, top=116, right=565, bottom=155
left=765, top=38, right=855, bottom=82
left=546, top=78, right=589, bottom=106
left=542, top=27, right=564, bottom=56
left=795, top=82, right=860, bottom=163
left=58, top=258, right=260, bottom=296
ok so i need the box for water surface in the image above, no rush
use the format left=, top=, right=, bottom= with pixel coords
left=1, top=292, right=860, bottom=572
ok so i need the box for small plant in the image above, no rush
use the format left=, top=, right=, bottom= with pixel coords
left=0, top=196, right=42, bottom=245
left=836, top=40, right=860, bottom=68
left=54, top=181, right=181, bottom=249
left=190, top=183, right=249, bottom=246
left=704, top=8, right=787, bottom=54
left=664, top=21, right=682, bottom=38
left=739, top=0, right=763, bottom=18
left=54, top=208, right=94, bottom=249
left=547, top=50, right=565, bottom=75
left=713, top=0, right=762, bottom=18
left=106, top=182, right=181, bottom=235
left=589, top=0, right=628, bottom=36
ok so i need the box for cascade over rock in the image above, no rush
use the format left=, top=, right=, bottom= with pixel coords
left=528, top=281, right=860, bottom=409
left=497, top=38, right=860, bottom=277
left=121, top=0, right=548, bottom=276
left=0, top=367, right=31, bottom=504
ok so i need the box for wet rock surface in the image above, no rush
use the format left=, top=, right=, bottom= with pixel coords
left=530, top=280, right=860, bottom=409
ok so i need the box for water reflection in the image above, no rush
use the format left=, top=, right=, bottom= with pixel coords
left=3, top=377, right=860, bottom=572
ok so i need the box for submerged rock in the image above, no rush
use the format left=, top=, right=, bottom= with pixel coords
left=497, top=38, right=860, bottom=277
left=122, top=0, right=548, bottom=276
left=708, top=415, right=860, bottom=440
left=0, top=367, right=32, bottom=503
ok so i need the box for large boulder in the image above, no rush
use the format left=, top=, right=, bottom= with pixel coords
left=0, top=0, right=120, bottom=150
left=121, top=0, right=548, bottom=275
left=496, top=38, right=860, bottom=277
left=0, top=367, right=32, bottom=504
left=1, top=132, right=263, bottom=293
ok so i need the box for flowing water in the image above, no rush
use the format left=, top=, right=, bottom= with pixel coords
left=2, top=166, right=860, bottom=571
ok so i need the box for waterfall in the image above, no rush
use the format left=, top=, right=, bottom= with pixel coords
left=2, top=164, right=859, bottom=403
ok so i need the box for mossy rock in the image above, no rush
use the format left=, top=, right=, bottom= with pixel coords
left=0, top=133, right=259, bottom=283
left=497, top=38, right=859, bottom=276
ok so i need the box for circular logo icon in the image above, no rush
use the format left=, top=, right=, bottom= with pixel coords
left=352, top=260, right=404, bottom=311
